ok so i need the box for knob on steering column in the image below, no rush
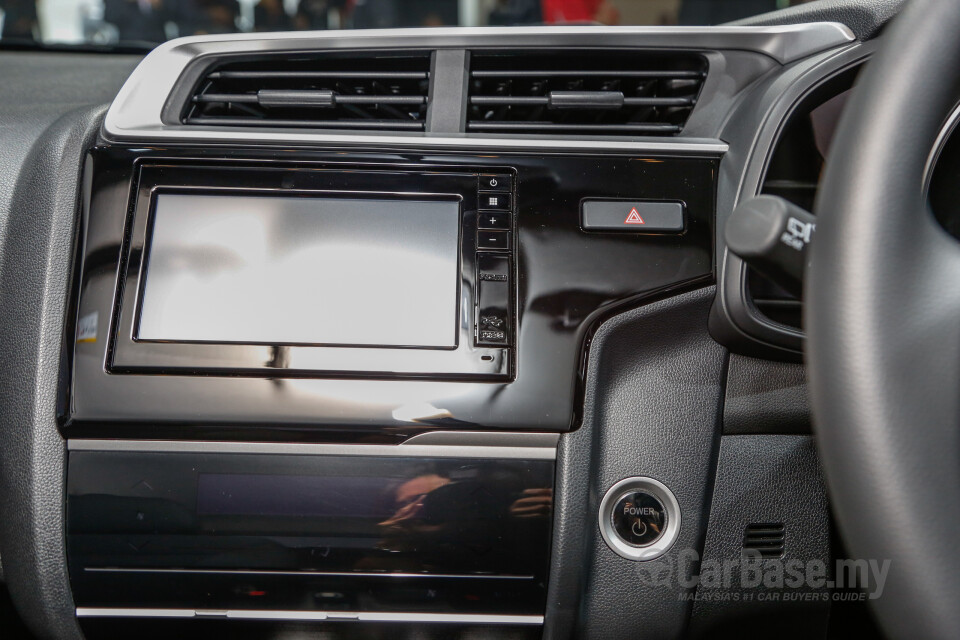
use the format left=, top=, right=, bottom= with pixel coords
left=725, top=195, right=817, bottom=299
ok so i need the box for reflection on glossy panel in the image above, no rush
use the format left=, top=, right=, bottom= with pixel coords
left=67, top=450, right=554, bottom=616
left=66, top=147, right=717, bottom=436
left=139, top=194, right=461, bottom=348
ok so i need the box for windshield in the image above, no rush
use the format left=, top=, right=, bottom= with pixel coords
left=0, top=0, right=808, bottom=50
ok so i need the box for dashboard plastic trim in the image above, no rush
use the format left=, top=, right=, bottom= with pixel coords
left=66, top=433, right=559, bottom=459
left=75, top=608, right=545, bottom=624
left=102, top=24, right=853, bottom=150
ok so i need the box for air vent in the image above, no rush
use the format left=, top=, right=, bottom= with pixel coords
left=467, top=51, right=707, bottom=137
left=743, top=523, right=786, bottom=559
left=184, top=53, right=431, bottom=131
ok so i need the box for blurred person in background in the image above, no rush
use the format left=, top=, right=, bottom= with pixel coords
left=488, top=0, right=541, bottom=26
left=678, top=0, right=798, bottom=24
left=103, top=0, right=199, bottom=42
left=541, top=0, right=619, bottom=24
left=293, top=0, right=352, bottom=30
left=194, top=0, right=239, bottom=33
left=0, top=0, right=38, bottom=39
left=254, top=0, right=293, bottom=30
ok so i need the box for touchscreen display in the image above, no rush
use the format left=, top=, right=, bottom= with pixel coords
left=137, top=193, right=461, bottom=347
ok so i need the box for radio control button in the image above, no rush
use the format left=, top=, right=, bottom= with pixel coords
left=476, top=253, right=511, bottom=346
left=477, top=230, right=510, bottom=251
left=479, top=212, right=511, bottom=230
left=478, top=252, right=510, bottom=281
left=480, top=174, right=512, bottom=192
left=479, top=192, right=511, bottom=211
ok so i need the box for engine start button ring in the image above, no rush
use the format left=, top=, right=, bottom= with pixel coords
left=598, top=477, right=681, bottom=561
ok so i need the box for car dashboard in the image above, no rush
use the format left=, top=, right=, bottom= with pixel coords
left=0, top=14, right=910, bottom=640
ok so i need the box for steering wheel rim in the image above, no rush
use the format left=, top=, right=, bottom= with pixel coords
left=808, top=1, right=960, bottom=637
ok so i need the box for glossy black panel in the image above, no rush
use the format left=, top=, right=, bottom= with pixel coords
left=110, top=166, right=510, bottom=379
left=66, top=146, right=717, bottom=436
left=80, top=618, right=542, bottom=640
left=67, top=451, right=554, bottom=615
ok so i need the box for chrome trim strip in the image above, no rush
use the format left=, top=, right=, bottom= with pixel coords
left=105, top=129, right=730, bottom=153
left=76, top=608, right=197, bottom=618
left=75, top=608, right=545, bottom=625
left=403, top=430, right=559, bottom=448
left=102, top=24, right=853, bottom=149
left=84, top=568, right=535, bottom=580
left=67, top=432, right=558, bottom=459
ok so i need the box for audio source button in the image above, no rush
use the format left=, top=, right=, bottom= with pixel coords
left=479, top=192, right=512, bottom=211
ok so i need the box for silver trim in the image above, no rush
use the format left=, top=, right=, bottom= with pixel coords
left=105, top=130, right=729, bottom=153
left=67, top=432, right=558, bottom=459
left=84, top=567, right=534, bottom=580
left=598, top=476, right=681, bottom=561
left=75, top=608, right=544, bottom=625
left=924, top=99, right=960, bottom=194
left=102, top=24, right=853, bottom=150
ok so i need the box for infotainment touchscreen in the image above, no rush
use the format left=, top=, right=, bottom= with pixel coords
left=137, top=193, right=461, bottom=348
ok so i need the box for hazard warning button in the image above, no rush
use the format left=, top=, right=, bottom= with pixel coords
left=581, top=200, right=685, bottom=233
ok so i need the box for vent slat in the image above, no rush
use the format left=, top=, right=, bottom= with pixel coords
left=209, top=70, right=429, bottom=80
left=470, top=69, right=705, bottom=79
left=185, top=117, right=425, bottom=130
left=743, top=523, right=786, bottom=559
left=194, top=93, right=426, bottom=106
left=468, top=52, right=706, bottom=138
left=469, top=122, right=682, bottom=134
left=470, top=96, right=695, bottom=108
left=185, top=53, right=430, bottom=131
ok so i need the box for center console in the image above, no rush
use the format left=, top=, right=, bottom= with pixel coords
left=68, top=437, right=555, bottom=625
left=66, top=147, right=717, bottom=437
left=63, top=144, right=717, bottom=634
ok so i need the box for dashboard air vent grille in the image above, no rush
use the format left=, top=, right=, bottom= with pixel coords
left=467, top=51, right=707, bottom=136
left=743, top=523, right=786, bottom=559
left=184, top=53, right=431, bottom=131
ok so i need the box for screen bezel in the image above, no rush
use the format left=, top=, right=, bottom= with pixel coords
left=109, top=164, right=512, bottom=380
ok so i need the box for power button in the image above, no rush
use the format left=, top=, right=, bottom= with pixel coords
left=599, top=477, right=681, bottom=561
left=480, top=174, right=512, bottom=192
left=611, top=491, right=667, bottom=546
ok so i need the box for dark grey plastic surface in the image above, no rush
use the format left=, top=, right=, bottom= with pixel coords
left=426, top=49, right=470, bottom=133
left=0, top=107, right=107, bottom=640
left=689, top=435, right=831, bottom=639
left=711, top=41, right=877, bottom=361
left=0, top=50, right=139, bottom=640
left=544, top=287, right=728, bottom=640
left=734, top=0, right=905, bottom=41
left=724, top=354, right=810, bottom=434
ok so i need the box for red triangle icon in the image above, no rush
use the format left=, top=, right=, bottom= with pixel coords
left=625, top=208, right=645, bottom=224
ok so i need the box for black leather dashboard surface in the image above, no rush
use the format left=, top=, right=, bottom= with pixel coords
left=734, top=0, right=905, bottom=41
left=0, top=51, right=139, bottom=640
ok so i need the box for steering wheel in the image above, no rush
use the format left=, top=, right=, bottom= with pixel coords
left=808, top=1, right=960, bottom=638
